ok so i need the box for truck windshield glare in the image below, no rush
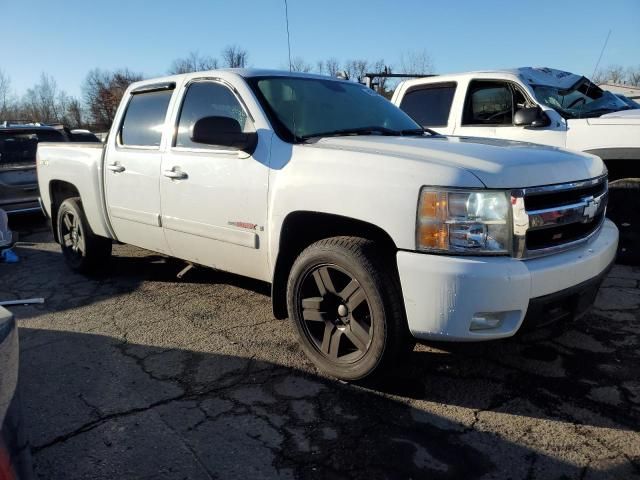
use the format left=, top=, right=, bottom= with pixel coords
left=532, top=79, right=630, bottom=119
left=249, top=77, right=422, bottom=142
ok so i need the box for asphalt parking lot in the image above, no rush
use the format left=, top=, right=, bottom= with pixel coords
left=1, top=215, right=639, bottom=480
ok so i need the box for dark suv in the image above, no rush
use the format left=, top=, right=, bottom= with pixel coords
left=0, top=124, right=100, bottom=215
left=0, top=125, right=68, bottom=214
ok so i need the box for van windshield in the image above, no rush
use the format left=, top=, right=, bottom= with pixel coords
left=248, top=76, right=423, bottom=142
left=532, top=77, right=630, bottom=119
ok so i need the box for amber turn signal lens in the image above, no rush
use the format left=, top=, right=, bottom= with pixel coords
left=418, top=223, right=448, bottom=249
left=420, top=192, right=437, bottom=218
left=420, top=191, right=447, bottom=219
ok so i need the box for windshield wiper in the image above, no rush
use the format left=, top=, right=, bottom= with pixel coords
left=401, top=127, right=430, bottom=136
left=300, top=126, right=432, bottom=141
left=301, top=126, right=401, bottom=140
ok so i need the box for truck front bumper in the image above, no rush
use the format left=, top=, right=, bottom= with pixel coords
left=397, top=219, right=618, bottom=341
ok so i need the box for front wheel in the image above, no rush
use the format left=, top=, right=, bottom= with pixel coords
left=57, top=197, right=112, bottom=274
left=286, top=236, right=413, bottom=382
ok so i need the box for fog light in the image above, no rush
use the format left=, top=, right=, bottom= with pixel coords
left=470, top=313, right=504, bottom=331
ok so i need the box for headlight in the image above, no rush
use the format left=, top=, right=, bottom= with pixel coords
left=417, top=188, right=511, bottom=254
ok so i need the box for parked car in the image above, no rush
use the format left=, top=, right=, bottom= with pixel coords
left=0, top=125, right=68, bottom=214
left=0, top=124, right=101, bottom=215
left=0, top=306, right=32, bottom=479
left=36, top=69, right=617, bottom=381
left=391, top=67, right=639, bottom=181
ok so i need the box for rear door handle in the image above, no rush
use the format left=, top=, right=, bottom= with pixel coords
left=163, top=168, right=188, bottom=180
left=106, top=163, right=125, bottom=173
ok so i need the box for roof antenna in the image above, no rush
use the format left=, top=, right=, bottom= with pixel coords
left=579, top=29, right=611, bottom=117
left=590, top=29, right=612, bottom=83
left=284, top=0, right=292, bottom=72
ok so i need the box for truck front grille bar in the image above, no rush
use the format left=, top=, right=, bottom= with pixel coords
left=511, top=174, right=608, bottom=259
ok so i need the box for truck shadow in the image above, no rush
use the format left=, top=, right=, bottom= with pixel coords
left=18, top=328, right=638, bottom=480
left=608, top=179, right=640, bottom=265
left=3, top=227, right=639, bottom=478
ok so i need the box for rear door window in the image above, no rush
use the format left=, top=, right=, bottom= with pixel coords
left=120, top=90, right=173, bottom=147
left=399, top=83, right=457, bottom=127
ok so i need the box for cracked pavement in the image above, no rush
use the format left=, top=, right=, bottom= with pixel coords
left=1, top=215, right=639, bottom=479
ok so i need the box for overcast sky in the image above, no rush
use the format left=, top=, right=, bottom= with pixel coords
left=3, top=0, right=639, bottom=98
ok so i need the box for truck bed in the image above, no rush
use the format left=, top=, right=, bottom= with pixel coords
left=37, top=142, right=114, bottom=239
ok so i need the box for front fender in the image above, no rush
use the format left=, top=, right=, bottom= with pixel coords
left=265, top=139, right=484, bottom=277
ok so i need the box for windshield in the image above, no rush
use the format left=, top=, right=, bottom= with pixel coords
left=532, top=78, right=630, bottom=119
left=616, top=94, right=640, bottom=109
left=248, top=76, right=423, bottom=142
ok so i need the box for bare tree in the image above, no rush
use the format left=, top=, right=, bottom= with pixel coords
left=626, top=66, right=640, bottom=86
left=591, top=70, right=606, bottom=84
left=169, top=51, right=218, bottom=74
left=22, top=73, right=64, bottom=123
left=325, top=58, right=341, bottom=77
left=399, top=49, right=434, bottom=75
left=608, top=65, right=626, bottom=84
left=55, top=91, right=72, bottom=124
left=221, top=45, right=248, bottom=68
left=315, top=58, right=340, bottom=77
left=64, top=98, right=85, bottom=129
left=0, top=69, right=12, bottom=118
left=290, top=57, right=313, bottom=73
left=594, top=64, right=626, bottom=84
left=83, top=68, right=143, bottom=130
left=370, top=59, right=391, bottom=93
left=344, top=59, right=369, bottom=82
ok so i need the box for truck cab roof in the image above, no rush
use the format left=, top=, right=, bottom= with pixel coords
left=396, top=67, right=584, bottom=91
left=127, top=68, right=345, bottom=91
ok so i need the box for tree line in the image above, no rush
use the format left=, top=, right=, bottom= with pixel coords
left=0, top=44, right=254, bottom=132
left=1, top=46, right=637, bottom=133
left=0, top=46, right=434, bottom=132
left=593, top=65, right=640, bottom=86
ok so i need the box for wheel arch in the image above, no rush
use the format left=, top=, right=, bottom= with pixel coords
left=49, top=180, right=81, bottom=243
left=271, top=211, right=399, bottom=319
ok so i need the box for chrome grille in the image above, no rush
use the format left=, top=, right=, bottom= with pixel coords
left=511, top=175, right=608, bottom=258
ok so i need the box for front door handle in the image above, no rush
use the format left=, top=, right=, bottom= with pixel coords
left=106, top=163, right=125, bottom=173
left=163, top=168, right=188, bottom=180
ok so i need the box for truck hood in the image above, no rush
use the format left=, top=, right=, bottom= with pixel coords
left=307, top=135, right=604, bottom=188
left=588, top=109, right=640, bottom=124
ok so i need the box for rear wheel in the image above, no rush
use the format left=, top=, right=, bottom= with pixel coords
left=287, top=236, right=413, bottom=382
left=57, top=197, right=112, bottom=274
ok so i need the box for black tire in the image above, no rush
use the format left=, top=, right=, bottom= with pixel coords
left=608, top=178, right=640, bottom=265
left=57, top=197, right=112, bottom=274
left=286, top=236, right=414, bottom=382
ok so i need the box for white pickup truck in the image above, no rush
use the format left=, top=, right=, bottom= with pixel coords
left=391, top=67, right=639, bottom=181
left=37, top=69, right=618, bottom=381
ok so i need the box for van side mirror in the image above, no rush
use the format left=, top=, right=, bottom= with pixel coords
left=514, top=107, right=550, bottom=128
left=191, top=116, right=258, bottom=153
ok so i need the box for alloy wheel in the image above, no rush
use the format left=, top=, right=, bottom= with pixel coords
left=296, top=264, right=374, bottom=363
left=60, top=210, right=85, bottom=259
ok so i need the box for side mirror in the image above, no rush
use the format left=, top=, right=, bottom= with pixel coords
left=514, top=107, right=550, bottom=128
left=190, top=116, right=258, bottom=153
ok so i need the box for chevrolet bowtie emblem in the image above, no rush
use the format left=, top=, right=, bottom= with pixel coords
left=582, top=196, right=600, bottom=222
